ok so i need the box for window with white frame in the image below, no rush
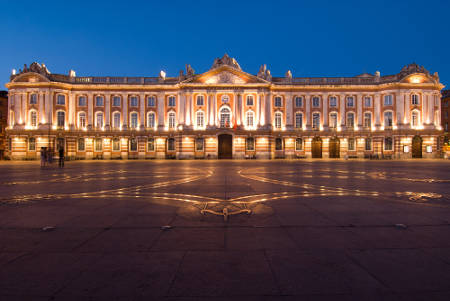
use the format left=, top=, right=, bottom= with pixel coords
left=384, top=95, right=393, bottom=106
left=30, top=111, right=37, bottom=127
left=220, top=107, right=231, bottom=127
left=312, top=112, right=320, bottom=129
left=57, top=111, right=65, bottom=127
left=329, top=96, right=337, bottom=107
left=147, top=112, right=155, bottom=128
left=312, top=96, right=320, bottom=107
left=78, top=138, right=85, bottom=151
left=57, top=94, right=65, bottom=105
left=196, top=95, right=204, bottom=106
left=130, top=96, right=138, bottom=107
left=112, top=96, right=121, bottom=107
left=364, top=112, right=371, bottom=128
left=295, top=96, right=303, bottom=107
left=295, top=138, right=303, bottom=151
left=246, top=137, right=255, bottom=151
left=130, top=112, right=138, bottom=129
left=96, top=112, right=103, bottom=128
left=95, top=96, right=104, bottom=106
left=384, top=137, right=393, bottom=151
left=113, top=138, right=120, bottom=151
left=348, top=138, right=355, bottom=151
left=347, top=112, right=355, bottom=127
left=30, top=94, right=37, bottom=105
left=274, top=96, right=282, bottom=107
left=295, top=112, right=303, bottom=129
left=384, top=111, right=393, bottom=127
left=196, top=111, right=204, bottom=128
left=168, top=112, right=176, bottom=128
left=95, top=138, right=102, bottom=151
left=411, top=111, right=419, bottom=127
left=365, top=138, right=372, bottom=151
left=364, top=96, right=371, bottom=107
left=28, top=137, right=36, bottom=151
left=168, top=96, right=176, bottom=107
left=329, top=112, right=338, bottom=128
left=147, top=138, right=154, bottom=151
left=78, top=96, right=87, bottom=106
left=347, top=96, right=354, bottom=107
left=274, top=112, right=282, bottom=129
left=196, top=138, right=204, bottom=151
left=79, top=112, right=86, bottom=128
left=129, top=138, right=137, bottom=151
left=147, top=96, right=155, bottom=107
left=411, top=94, right=419, bottom=105
left=246, top=111, right=254, bottom=128
left=246, top=95, right=254, bottom=106
left=112, top=112, right=120, bottom=129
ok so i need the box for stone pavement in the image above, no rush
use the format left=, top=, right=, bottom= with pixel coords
left=0, top=160, right=449, bottom=300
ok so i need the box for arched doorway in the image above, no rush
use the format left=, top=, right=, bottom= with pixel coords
left=218, top=134, right=232, bottom=159
left=329, top=137, right=340, bottom=158
left=412, top=135, right=422, bottom=158
left=312, top=137, right=322, bottom=158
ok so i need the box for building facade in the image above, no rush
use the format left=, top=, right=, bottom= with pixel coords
left=442, top=90, right=450, bottom=133
left=4, top=55, right=445, bottom=160
left=0, top=91, right=7, bottom=159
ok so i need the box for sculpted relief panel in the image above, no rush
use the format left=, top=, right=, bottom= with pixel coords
left=204, top=71, right=246, bottom=84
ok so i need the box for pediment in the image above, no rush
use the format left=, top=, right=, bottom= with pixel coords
left=400, top=73, right=434, bottom=84
left=182, top=65, right=269, bottom=85
left=12, top=72, right=50, bottom=83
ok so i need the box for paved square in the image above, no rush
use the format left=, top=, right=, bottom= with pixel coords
left=0, top=160, right=449, bottom=300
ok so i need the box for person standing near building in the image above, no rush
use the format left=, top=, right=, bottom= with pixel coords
left=58, top=147, right=64, bottom=168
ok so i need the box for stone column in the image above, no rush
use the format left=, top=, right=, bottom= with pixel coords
left=237, top=93, right=243, bottom=126
left=38, top=92, right=44, bottom=125
left=179, top=92, right=186, bottom=125
left=286, top=92, right=293, bottom=129
left=259, top=93, right=265, bottom=126
left=7, top=92, right=12, bottom=127
left=428, top=93, right=435, bottom=125
left=184, top=93, right=191, bottom=126
left=323, top=93, right=328, bottom=128
left=47, top=90, right=53, bottom=126
left=87, top=92, right=93, bottom=128
left=105, top=93, right=111, bottom=129
left=68, top=92, right=74, bottom=129
left=234, top=92, right=239, bottom=126
left=357, top=94, right=362, bottom=127
left=305, top=94, right=311, bottom=130
left=374, top=93, right=381, bottom=128
left=340, top=94, right=346, bottom=128
left=139, top=93, right=145, bottom=128
left=266, top=92, right=272, bottom=128
left=122, top=93, right=128, bottom=128
left=157, top=92, right=165, bottom=129
left=14, top=93, right=20, bottom=127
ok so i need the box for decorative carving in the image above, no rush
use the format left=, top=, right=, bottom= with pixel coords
left=211, top=54, right=241, bottom=70
left=204, top=71, right=246, bottom=84
left=18, top=62, right=50, bottom=76
left=257, top=64, right=272, bottom=81
left=186, top=64, right=195, bottom=76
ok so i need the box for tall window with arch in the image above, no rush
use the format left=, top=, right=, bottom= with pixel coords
left=274, top=112, right=282, bottom=129
left=30, top=111, right=37, bottom=127
left=130, top=112, right=138, bottom=129
left=113, top=112, right=121, bottom=129
left=196, top=111, right=204, bottom=128
left=78, top=112, right=86, bottom=128
left=246, top=111, right=254, bottom=128
left=411, top=111, right=419, bottom=127
left=312, top=113, right=320, bottom=129
left=295, top=112, right=303, bottom=129
left=384, top=111, right=393, bottom=127
left=96, top=112, right=103, bottom=128
left=220, top=107, right=231, bottom=128
left=168, top=112, right=176, bottom=129
left=147, top=112, right=155, bottom=128
left=57, top=111, right=65, bottom=127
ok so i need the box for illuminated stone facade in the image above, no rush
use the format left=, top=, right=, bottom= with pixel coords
left=4, top=55, right=445, bottom=159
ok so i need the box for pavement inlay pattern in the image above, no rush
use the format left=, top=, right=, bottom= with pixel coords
left=0, top=160, right=449, bottom=300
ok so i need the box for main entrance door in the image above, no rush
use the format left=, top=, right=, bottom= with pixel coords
left=329, top=137, right=340, bottom=158
left=218, top=134, right=232, bottom=159
left=412, top=135, right=422, bottom=158
left=312, top=137, right=322, bottom=158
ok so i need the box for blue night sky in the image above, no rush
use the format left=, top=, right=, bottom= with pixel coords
left=1, top=0, right=449, bottom=89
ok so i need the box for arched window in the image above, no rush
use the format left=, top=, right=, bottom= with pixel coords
left=167, top=138, right=175, bottom=151
left=312, top=113, right=320, bottom=129
left=78, top=112, right=86, bottom=128
left=57, top=94, right=66, bottom=105
left=196, top=111, right=204, bottom=128
left=130, top=112, right=138, bottom=129
left=113, top=112, right=121, bottom=129
left=384, top=111, right=393, bottom=127
left=295, top=138, right=303, bottom=151
left=57, top=111, right=65, bottom=127
left=411, top=111, right=419, bottom=127
left=168, top=112, right=176, bottom=129
left=220, top=107, right=231, bottom=128
left=147, top=112, right=155, bottom=128
left=246, top=137, right=255, bottom=151
left=112, top=138, right=120, bottom=151
left=95, top=112, right=103, bottom=128
left=364, top=112, right=372, bottom=128
left=384, top=137, right=393, bottom=151
left=129, top=138, right=138, bottom=151
left=295, top=112, right=303, bottom=129
left=274, top=112, right=282, bottom=129
left=275, top=137, right=283, bottom=150
left=346, top=112, right=355, bottom=127
left=246, top=111, right=254, bottom=128
left=30, top=110, right=37, bottom=127
left=30, top=94, right=37, bottom=105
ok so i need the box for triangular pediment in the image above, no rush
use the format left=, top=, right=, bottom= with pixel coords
left=182, top=65, right=269, bottom=85
left=12, top=72, right=50, bottom=83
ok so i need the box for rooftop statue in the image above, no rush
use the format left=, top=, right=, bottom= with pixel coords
left=211, top=54, right=241, bottom=70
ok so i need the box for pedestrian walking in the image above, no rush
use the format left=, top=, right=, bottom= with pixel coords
left=58, top=147, right=64, bottom=168
left=40, top=147, right=45, bottom=167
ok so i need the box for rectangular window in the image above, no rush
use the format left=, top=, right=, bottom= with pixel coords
left=96, top=113, right=103, bottom=128
left=113, top=113, right=120, bottom=129
left=295, top=113, right=303, bottom=129
left=384, top=111, right=393, bottom=127
left=329, top=97, right=337, bottom=107
left=347, top=113, right=354, bottom=127
left=57, top=111, right=65, bottom=127
left=246, top=137, right=255, bottom=151
left=364, top=113, right=371, bottom=128
left=295, top=138, right=303, bottom=151
left=312, top=113, right=320, bottom=129
left=78, top=96, right=87, bottom=106
left=112, top=96, right=121, bottom=107
left=130, top=96, right=138, bottom=107
left=196, top=95, right=204, bottom=106
left=364, top=97, right=371, bottom=107
left=147, top=138, right=154, bottom=151
left=130, top=138, right=138, bottom=151
left=79, top=113, right=86, bottom=128
left=95, top=138, right=102, bottom=151
left=384, top=138, right=393, bottom=151
left=196, top=138, right=204, bottom=151
left=28, top=138, right=36, bottom=151
left=78, top=138, right=85, bottom=151
left=348, top=138, right=355, bottom=151
left=168, top=96, right=176, bottom=107
left=384, top=95, right=393, bottom=106
left=95, top=96, right=104, bottom=106
left=167, top=138, right=175, bottom=151
left=295, top=97, right=303, bottom=107
left=330, top=113, right=337, bottom=128
left=312, top=97, right=320, bottom=107
left=147, top=96, right=156, bottom=107
left=275, top=138, right=283, bottom=151
left=347, top=97, right=354, bottom=107
left=30, top=94, right=37, bottom=105
left=57, top=95, right=65, bottom=105
left=30, top=111, right=37, bottom=127
left=113, top=139, right=120, bottom=151
left=246, top=96, right=254, bottom=106
left=365, top=138, right=372, bottom=151
left=412, top=94, right=419, bottom=105
left=274, top=96, right=282, bottom=107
